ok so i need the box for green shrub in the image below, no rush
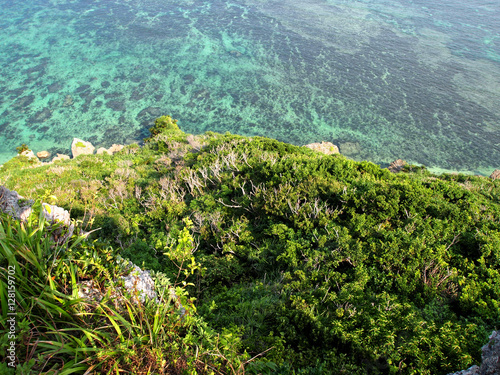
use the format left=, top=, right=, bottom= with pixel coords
left=15, top=144, right=29, bottom=154
left=145, top=115, right=182, bottom=143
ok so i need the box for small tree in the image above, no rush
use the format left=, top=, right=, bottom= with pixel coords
left=145, top=115, right=181, bottom=142
left=15, top=143, right=29, bottom=154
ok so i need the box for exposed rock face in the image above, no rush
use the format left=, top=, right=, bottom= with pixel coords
left=0, top=186, right=74, bottom=244
left=96, top=147, right=108, bottom=155
left=490, top=170, right=500, bottom=180
left=37, top=151, right=51, bottom=159
left=96, top=144, right=124, bottom=155
left=450, top=366, right=480, bottom=375
left=71, top=138, right=95, bottom=158
left=304, top=141, right=339, bottom=155
left=448, top=331, right=500, bottom=375
left=77, top=280, right=104, bottom=303
left=480, top=331, right=500, bottom=374
left=108, top=144, right=124, bottom=154
left=388, top=159, right=408, bottom=173
left=42, top=203, right=75, bottom=245
left=120, top=260, right=158, bottom=303
left=21, top=149, right=40, bottom=163
left=52, top=153, right=70, bottom=162
left=77, top=258, right=185, bottom=317
left=0, top=186, right=33, bottom=221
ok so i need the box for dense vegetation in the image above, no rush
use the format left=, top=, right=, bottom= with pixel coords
left=1, top=119, right=499, bottom=374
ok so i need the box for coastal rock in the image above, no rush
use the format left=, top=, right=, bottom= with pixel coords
left=447, top=331, right=500, bottom=375
left=71, top=138, right=95, bottom=158
left=96, top=147, right=110, bottom=155
left=76, top=257, right=186, bottom=317
left=120, top=260, right=158, bottom=303
left=52, top=153, right=70, bottom=162
left=388, top=159, right=407, bottom=173
left=96, top=144, right=124, bottom=155
left=448, top=366, right=480, bottom=375
left=21, top=149, right=40, bottom=163
left=42, top=203, right=75, bottom=245
left=479, top=331, right=500, bottom=374
left=0, top=186, right=74, bottom=244
left=37, top=150, right=51, bottom=159
left=490, top=170, right=500, bottom=180
left=0, top=186, right=33, bottom=221
left=77, top=258, right=158, bottom=304
left=304, top=141, right=339, bottom=155
left=108, top=144, right=124, bottom=154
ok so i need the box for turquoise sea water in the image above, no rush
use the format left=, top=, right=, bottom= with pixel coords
left=0, top=0, right=499, bottom=174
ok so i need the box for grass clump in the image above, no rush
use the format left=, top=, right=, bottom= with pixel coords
left=0, top=201, right=252, bottom=374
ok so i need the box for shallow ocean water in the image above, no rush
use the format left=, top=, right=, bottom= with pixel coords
left=0, top=0, right=499, bottom=174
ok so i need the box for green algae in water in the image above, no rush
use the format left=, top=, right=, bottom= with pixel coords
left=0, top=0, right=499, bottom=174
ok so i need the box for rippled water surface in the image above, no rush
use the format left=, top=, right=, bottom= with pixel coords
left=0, top=0, right=499, bottom=174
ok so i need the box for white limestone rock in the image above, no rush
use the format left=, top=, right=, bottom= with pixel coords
left=52, top=153, right=71, bottom=162
left=71, top=138, right=95, bottom=158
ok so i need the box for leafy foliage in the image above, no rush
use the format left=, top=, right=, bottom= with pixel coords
left=0, top=204, right=249, bottom=374
left=15, top=144, right=29, bottom=155
left=145, top=115, right=182, bottom=143
left=1, top=121, right=499, bottom=374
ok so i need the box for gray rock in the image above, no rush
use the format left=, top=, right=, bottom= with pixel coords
left=75, top=259, right=186, bottom=318
left=77, top=280, right=104, bottom=303
left=448, top=331, right=500, bottom=375
left=0, top=186, right=33, bottom=221
left=71, top=138, right=95, bottom=158
left=490, top=170, right=500, bottom=181
left=42, top=203, right=75, bottom=245
left=117, top=258, right=186, bottom=316
left=480, top=331, right=500, bottom=375
left=448, top=365, right=480, bottom=375
left=120, top=260, right=158, bottom=303
left=0, top=186, right=74, bottom=244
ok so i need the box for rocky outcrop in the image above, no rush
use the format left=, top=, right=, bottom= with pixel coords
left=490, top=170, right=500, bottom=181
left=0, top=186, right=74, bottom=244
left=42, top=203, right=75, bottom=245
left=76, top=258, right=186, bottom=316
left=304, top=141, right=339, bottom=155
left=0, top=186, right=33, bottom=221
left=447, top=331, right=500, bottom=375
left=37, top=151, right=51, bottom=160
left=71, top=138, right=95, bottom=158
left=120, top=259, right=158, bottom=303
left=96, top=144, right=124, bottom=155
left=20, top=149, right=40, bottom=163
left=388, top=159, right=408, bottom=173
left=108, top=144, right=124, bottom=154
left=52, top=153, right=71, bottom=162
